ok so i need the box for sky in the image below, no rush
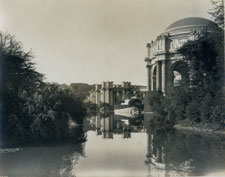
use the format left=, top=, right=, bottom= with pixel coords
left=0, top=0, right=212, bottom=85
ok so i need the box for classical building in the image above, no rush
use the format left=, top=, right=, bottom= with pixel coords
left=145, top=17, right=218, bottom=94
left=95, top=81, right=146, bottom=106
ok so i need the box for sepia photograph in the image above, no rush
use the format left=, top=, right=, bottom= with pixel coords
left=0, top=0, right=224, bottom=177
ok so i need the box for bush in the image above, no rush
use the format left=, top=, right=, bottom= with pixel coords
left=0, top=32, right=86, bottom=144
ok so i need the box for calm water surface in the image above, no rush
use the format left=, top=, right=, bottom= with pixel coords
left=0, top=114, right=225, bottom=177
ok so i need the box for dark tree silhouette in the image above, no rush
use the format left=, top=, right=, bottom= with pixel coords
left=0, top=32, right=86, bottom=144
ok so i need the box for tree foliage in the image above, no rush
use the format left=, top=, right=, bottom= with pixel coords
left=209, top=0, right=224, bottom=29
left=166, top=30, right=225, bottom=128
left=0, top=32, right=86, bottom=143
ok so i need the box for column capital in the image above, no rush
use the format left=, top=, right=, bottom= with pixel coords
left=161, top=59, right=169, bottom=63
left=146, top=43, right=151, bottom=48
left=157, top=60, right=163, bottom=64
left=145, top=57, right=151, bottom=62
left=146, top=65, right=152, bottom=69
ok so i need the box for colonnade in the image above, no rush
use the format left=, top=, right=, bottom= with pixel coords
left=96, top=88, right=131, bottom=106
left=147, top=60, right=168, bottom=93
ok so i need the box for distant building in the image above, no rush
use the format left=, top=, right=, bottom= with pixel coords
left=95, top=81, right=146, bottom=106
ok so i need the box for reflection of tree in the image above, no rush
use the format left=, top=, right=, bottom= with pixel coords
left=145, top=128, right=225, bottom=177
left=166, top=131, right=225, bottom=176
left=0, top=129, right=86, bottom=177
left=60, top=143, right=86, bottom=177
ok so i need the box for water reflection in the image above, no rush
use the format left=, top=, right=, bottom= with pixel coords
left=0, top=143, right=85, bottom=177
left=0, top=114, right=225, bottom=177
left=82, top=113, right=225, bottom=177
left=0, top=127, right=86, bottom=177
left=144, top=114, right=225, bottom=177
left=95, top=113, right=144, bottom=139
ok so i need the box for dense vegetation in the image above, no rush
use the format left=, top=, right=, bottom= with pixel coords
left=0, top=33, right=86, bottom=144
left=70, top=83, right=94, bottom=101
left=149, top=34, right=224, bottom=130
left=167, top=33, right=224, bottom=129
left=59, top=83, right=94, bottom=101
left=148, top=0, right=225, bottom=130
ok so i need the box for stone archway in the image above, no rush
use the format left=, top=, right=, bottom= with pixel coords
left=169, top=61, right=189, bottom=87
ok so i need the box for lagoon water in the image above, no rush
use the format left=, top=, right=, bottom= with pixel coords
left=0, top=114, right=225, bottom=177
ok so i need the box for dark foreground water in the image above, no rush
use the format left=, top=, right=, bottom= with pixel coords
left=0, top=114, right=225, bottom=177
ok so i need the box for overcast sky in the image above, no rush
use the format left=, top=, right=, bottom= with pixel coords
left=0, top=0, right=212, bottom=85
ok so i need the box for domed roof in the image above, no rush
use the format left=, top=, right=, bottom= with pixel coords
left=164, top=17, right=217, bottom=34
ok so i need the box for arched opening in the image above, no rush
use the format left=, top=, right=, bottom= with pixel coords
left=170, top=61, right=189, bottom=87
left=173, top=71, right=182, bottom=86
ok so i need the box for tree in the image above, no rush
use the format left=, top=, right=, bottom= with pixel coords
left=173, top=30, right=225, bottom=127
left=209, top=0, right=224, bottom=29
left=0, top=32, right=87, bottom=143
left=209, top=0, right=225, bottom=96
left=0, top=33, right=44, bottom=141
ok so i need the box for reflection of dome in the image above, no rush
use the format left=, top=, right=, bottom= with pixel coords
left=164, top=17, right=218, bottom=34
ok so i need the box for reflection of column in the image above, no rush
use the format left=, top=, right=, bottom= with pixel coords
left=147, top=134, right=153, bottom=157
left=117, top=91, right=121, bottom=103
left=109, top=114, right=114, bottom=130
left=147, top=65, right=151, bottom=91
left=96, top=116, right=102, bottom=135
left=96, top=116, right=101, bottom=129
left=101, top=118, right=105, bottom=131
left=122, top=89, right=125, bottom=100
left=156, top=61, right=162, bottom=91
left=122, top=131, right=131, bottom=138
left=162, top=147, right=165, bottom=164
left=161, top=60, right=167, bottom=94
left=102, top=115, right=114, bottom=139
left=156, top=147, right=162, bottom=163
left=145, top=133, right=153, bottom=166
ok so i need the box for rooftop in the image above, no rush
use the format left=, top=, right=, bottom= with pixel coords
left=164, top=17, right=218, bottom=34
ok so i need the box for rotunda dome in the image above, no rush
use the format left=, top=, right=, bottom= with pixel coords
left=164, top=17, right=218, bottom=35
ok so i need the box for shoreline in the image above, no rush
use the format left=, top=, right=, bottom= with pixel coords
left=174, top=124, right=225, bottom=135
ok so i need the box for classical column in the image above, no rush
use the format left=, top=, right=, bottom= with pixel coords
left=101, top=89, right=106, bottom=103
left=147, top=43, right=151, bottom=57
left=151, top=70, right=154, bottom=91
left=96, top=90, right=100, bottom=105
left=151, top=65, right=156, bottom=91
left=105, top=89, right=110, bottom=104
left=109, top=90, right=114, bottom=105
left=161, top=60, right=167, bottom=94
left=156, top=61, right=162, bottom=91
left=146, top=65, right=151, bottom=91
